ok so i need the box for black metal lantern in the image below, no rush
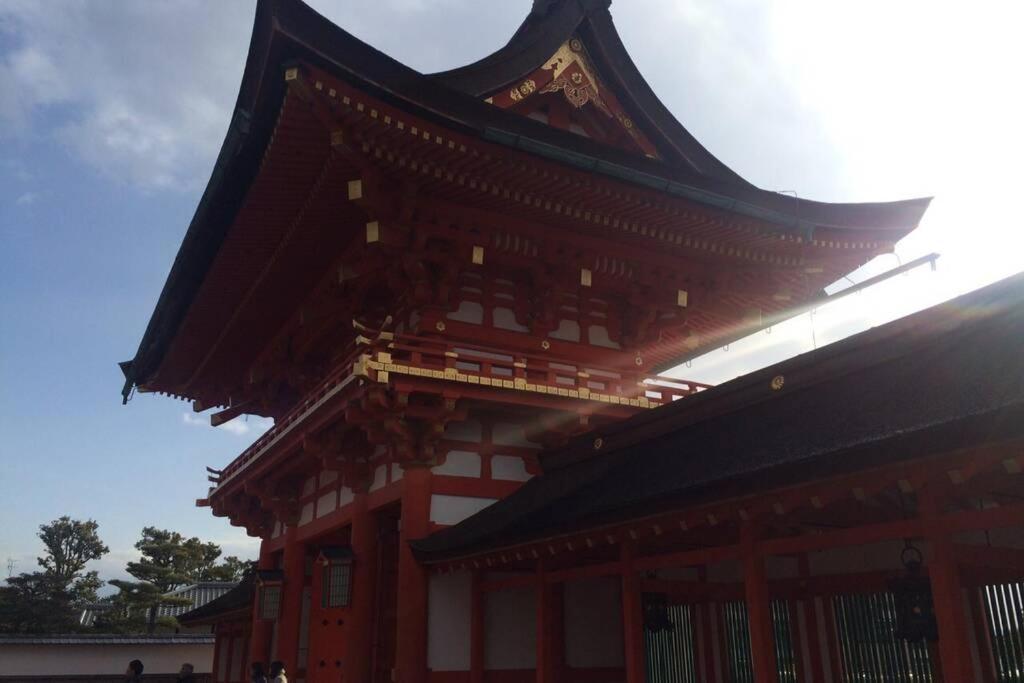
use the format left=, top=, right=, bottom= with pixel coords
left=888, top=544, right=938, bottom=642
left=642, top=592, right=675, bottom=633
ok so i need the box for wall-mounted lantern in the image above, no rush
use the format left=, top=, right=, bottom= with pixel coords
left=888, top=543, right=938, bottom=642
left=642, top=592, right=675, bottom=633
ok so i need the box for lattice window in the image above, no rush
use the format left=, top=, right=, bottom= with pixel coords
left=322, top=562, right=352, bottom=608
left=260, top=585, right=281, bottom=620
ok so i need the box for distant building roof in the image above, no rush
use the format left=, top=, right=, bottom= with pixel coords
left=177, top=574, right=256, bottom=626
left=156, top=581, right=238, bottom=618
left=0, top=634, right=214, bottom=646
left=78, top=581, right=238, bottom=627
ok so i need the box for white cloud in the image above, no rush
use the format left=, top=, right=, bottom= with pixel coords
left=14, top=191, right=35, bottom=205
left=181, top=412, right=273, bottom=437
left=0, top=0, right=521, bottom=192
left=0, top=0, right=251, bottom=191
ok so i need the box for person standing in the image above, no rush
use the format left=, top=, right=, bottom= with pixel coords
left=124, top=660, right=144, bottom=682
left=269, top=661, right=287, bottom=683
left=177, top=663, right=196, bottom=683
left=251, top=662, right=268, bottom=683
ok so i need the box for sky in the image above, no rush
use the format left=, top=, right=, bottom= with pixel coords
left=0, top=0, right=1022, bottom=588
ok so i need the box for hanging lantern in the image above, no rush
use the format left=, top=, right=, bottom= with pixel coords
left=642, top=592, right=675, bottom=633
left=887, top=543, right=938, bottom=642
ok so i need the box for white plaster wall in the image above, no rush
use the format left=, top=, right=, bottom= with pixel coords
left=485, top=586, right=536, bottom=670
left=564, top=577, right=625, bottom=669
left=493, top=307, right=529, bottom=332
left=655, top=566, right=699, bottom=581
left=316, top=490, right=337, bottom=518
left=706, top=560, right=741, bottom=583
left=444, top=419, right=483, bottom=442
left=766, top=554, right=799, bottom=580
left=427, top=572, right=472, bottom=671
left=0, top=643, right=214, bottom=675
left=492, top=422, right=533, bottom=448
left=809, top=539, right=906, bottom=575
left=587, top=325, right=620, bottom=349
left=549, top=319, right=580, bottom=342
left=434, top=450, right=482, bottom=477
left=319, top=469, right=338, bottom=487
left=491, top=455, right=531, bottom=481
left=369, top=464, right=387, bottom=492
left=228, top=635, right=245, bottom=681
left=338, top=486, right=354, bottom=507
left=430, top=495, right=497, bottom=526
left=448, top=300, right=484, bottom=324
left=302, top=476, right=316, bottom=497
left=298, top=501, right=314, bottom=527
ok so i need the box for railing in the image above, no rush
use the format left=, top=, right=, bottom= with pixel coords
left=367, top=331, right=711, bottom=409
left=215, top=342, right=363, bottom=485
left=214, top=329, right=711, bottom=488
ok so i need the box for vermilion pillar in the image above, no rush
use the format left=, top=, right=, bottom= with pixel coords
left=741, top=525, right=779, bottom=683
left=343, top=493, right=378, bottom=683
left=275, top=527, right=306, bottom=672
left=395, top=465, right=432, bottom=683
left=920, top=489, right=974, bottom=682
left=969, top=587, right=998, bottom=683
left=799, top=557, right=826, bottom=683
left=249, top=541, right=275, bottom=670
left=620, top=543, right=645, bottom=683
left=470, top=571, right=485, bottom=683
left=535, top=564, right=564, bottom=683
left=211, top=624, right=223, bottom=683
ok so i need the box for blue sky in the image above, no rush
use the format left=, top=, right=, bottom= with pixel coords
left=1, top=0, right=1022, bottom=586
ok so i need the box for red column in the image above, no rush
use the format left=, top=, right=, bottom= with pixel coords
left=620, top=543, right=645, bottom=683
left=343, top=493, right=378, bottom=683
left=536, top=565, right=553, bottom=683
left=969, top=587, right=998, bottom=683
left=920, top=489, right=974, bottom=682
left=211, top=624, right=224, bottom=682
left=821, top=597, right=844, bottom=683
left=249, top=541, right=275, bottom=671
left=470, top=571, right=485, bottom=683
left=275, top=527, right=306, bottom=672
left=535, top=566, right=564, bottom=683
left=799, top=557, right=826, bottom=683
left=741, top=525, right=779, bottom=683
left=695, top=603, right=717, bottom=683
left=395, top=465, right=432, bottom=683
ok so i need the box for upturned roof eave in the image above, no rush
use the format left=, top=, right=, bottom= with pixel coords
left=120, top=0, right=931, bottom=398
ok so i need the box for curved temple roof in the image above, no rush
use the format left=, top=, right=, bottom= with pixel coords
left=412, top=272, right=1024, bottom=563
left=431, top=0, right=746, bottom=182
left=120, top=0, right=931, bottom=400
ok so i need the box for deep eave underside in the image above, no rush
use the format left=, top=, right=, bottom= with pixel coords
left=412, top=271, right=1024, bottom=562
left=121, top=0, right=930, bottom=398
